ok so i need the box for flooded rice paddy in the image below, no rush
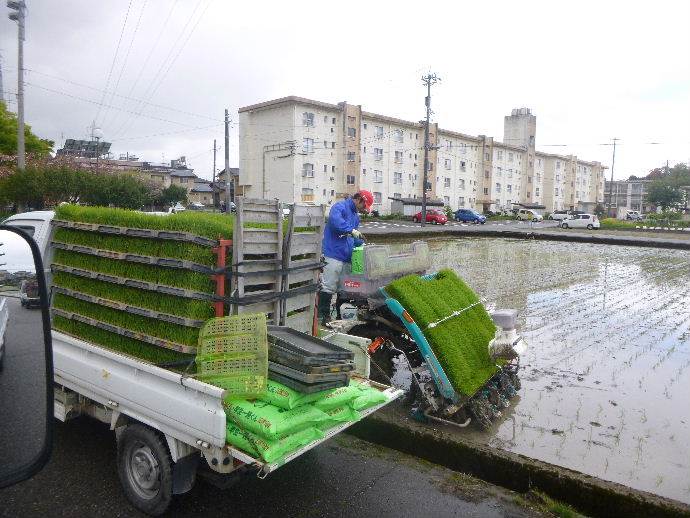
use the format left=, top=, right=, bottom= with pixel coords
left=392, top=237, right=690, bottom=503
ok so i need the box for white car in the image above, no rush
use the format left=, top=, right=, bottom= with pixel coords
left=549, top=210, right=571, bottom=221
left=516, top=209, right=543, bottom=222
left=561, top=213, right=600, bottom=230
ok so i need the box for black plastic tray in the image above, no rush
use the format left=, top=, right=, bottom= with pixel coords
left=267, top=326, right=354, bottom=362
left=268, top=342, right=354, bottom=371
left=268, top=361, right=350, bottom=384
left=267, top=371, right=348, bottom=394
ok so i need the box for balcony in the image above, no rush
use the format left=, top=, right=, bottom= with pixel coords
left=301, top=194, right=315, bottom=202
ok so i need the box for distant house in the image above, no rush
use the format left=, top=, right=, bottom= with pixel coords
left=216, top=167, right=241, bottom=203
left=189, top=180, right=214, bottom=206
left=388, top=196, right=444, bottom=217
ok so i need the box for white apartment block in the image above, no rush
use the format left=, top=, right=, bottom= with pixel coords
left=238, top=98, right=606, bottom=214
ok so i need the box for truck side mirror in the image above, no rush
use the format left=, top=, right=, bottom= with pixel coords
left=0, top=226, right=54, bottom=488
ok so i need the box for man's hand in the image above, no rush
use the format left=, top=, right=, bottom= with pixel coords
left=351, top=229, right=363, bottom=239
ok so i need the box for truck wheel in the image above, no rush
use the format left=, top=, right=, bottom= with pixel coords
left=587, top=224, right=593, bottom=230
left=117, top=424, right=173, bottom=517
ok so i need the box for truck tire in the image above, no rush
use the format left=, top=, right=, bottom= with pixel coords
left=117, top=424, right=174, bottom=517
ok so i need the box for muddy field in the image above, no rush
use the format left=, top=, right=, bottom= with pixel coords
left=387, top=237, right=690, bottom=504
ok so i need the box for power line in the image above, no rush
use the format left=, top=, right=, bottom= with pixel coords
left=94, top=0, right=134, bottom=125
left=113, top=0, right=207, bottom=139
left=109, top=123, right=222, bottom=142
left=101, top=0, right=149, bottom=131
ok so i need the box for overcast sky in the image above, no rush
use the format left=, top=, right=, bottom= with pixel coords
left=1, top=0, right=688, bottom=182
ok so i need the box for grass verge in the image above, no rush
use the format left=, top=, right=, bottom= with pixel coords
left=385, top=269, right=497, bottom=396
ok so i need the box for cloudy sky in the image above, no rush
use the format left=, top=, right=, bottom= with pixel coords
left=1, top=0, right=688, bottom=181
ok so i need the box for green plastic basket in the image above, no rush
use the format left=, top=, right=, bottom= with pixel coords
left=197, top=374, right=267, bottom=398
left=351, top=246, right=364, bottom=275
left=198, top=314, right=267, bottom=357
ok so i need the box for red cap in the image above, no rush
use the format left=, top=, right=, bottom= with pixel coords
left=358, top=190, right=374, bottom=211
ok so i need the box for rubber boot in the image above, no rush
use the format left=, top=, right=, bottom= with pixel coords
left=317, top=291, right=333, bottom=325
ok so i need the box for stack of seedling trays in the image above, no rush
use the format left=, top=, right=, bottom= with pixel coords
left=267, top=326, right=355, bottom=393
left=49, top=204, right=233, bottom=367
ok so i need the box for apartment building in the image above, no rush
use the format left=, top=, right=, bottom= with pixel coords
left=604, top=179, right=653, bottom=213
left=238, top=97, right=606, bottom=214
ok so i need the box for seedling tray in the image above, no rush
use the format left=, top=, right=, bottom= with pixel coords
left=267, top=371, right=349, bottom=394
left=268, top=344, right=354, bottom=373
left=267, top=326, right=354, bottom=362
left=268, top=361, right=350, bottom=384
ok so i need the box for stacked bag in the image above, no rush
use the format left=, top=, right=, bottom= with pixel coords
left=224, top=378, right=388, bottom=463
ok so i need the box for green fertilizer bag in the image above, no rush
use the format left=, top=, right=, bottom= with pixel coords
left=225, top=424, right=323, bottom=463
left=312, top=382, right=362, bottom=411
left=350, top=382, right=389, bottom=411
left=319, top=405, right=361, bottom=430
left=225, top=399, right=330, bottom=440
left=260, top=380, right=334, bottom=410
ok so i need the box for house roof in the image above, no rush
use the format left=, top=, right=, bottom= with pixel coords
left=191, top=182, right=213, bottom=193
left=170, top=169, right=197, bottom=178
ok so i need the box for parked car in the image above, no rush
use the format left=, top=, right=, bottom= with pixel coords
left=626, top=210, right=643, bottom=221
left=549, top=210, right=571, bottom=221
left=561, top=213, right=600, bottom=230
left=20, top=278, right=40, bottom=308
left=187, top=202, right=205, bottom=210
left=413, top=209, right=447, bottom=224
left=167, top=202, right=186, bottom=213
left=454, top=208, right=486, bottom=224
left=516, top=209, right=543, bottom=222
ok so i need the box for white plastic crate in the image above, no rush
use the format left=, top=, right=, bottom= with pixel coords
left=322, top=332, right=370, bottom=378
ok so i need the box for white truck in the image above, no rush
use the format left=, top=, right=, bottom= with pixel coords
left=2, top=210, right=402, bottom=516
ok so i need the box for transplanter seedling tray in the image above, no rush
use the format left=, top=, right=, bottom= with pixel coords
left=268, top=342, right=354, bottom=372
left=267, top=326, right=354, bottom=363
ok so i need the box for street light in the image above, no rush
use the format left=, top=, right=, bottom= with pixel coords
left=93, top=127, right=103, bottom=172
left=7, top=1, right=26, bottom=171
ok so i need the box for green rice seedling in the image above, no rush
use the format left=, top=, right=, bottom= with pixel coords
left=53, top=249, right=214, bottom=293
left=385, top=269, right=497, bottom=396
left=52, top=271, right=215, bottom=320
left=55, top=204, right=233, bottom=240
left=53, top=293, right=199, bottom=347
left=53, top=315, right=192, bottom=365
left=53, top=228, right=215, bottom=267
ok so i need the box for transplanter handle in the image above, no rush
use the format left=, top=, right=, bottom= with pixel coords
left=380, top=287, right=458, bottom=403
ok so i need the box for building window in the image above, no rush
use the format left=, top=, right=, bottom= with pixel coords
left=495, top=183, right=501, bottom=193
left=373, top=192, right=382, bottom=204
left=445, top=139, right=452, bottom=150
left=444, top=196, right=450, bottom=205
left=555, top=188, right=559, bottom=196
left=444, top=159, right=451, bottom=170
left=302, top=188, right=313, bottom=194
left=363, top=123, right=368, bottom=129
left=323, top=164, right=327, bottom=172
left=302, top=112, right=314, bottom=127
left=497, top=167, right=502, bottom=176
left=484, top=152, right=490, bottom=161
left=332, top=165, right=336, bottom=173
left=538, top=158, right=542, bottom=166
left=347, top=151, right=356, bottom=162
left=302, top=163, right=314, bottom=177
left=323, top=115, right=328, bottom=123
left=461, top=143, right=467, bottom=154
left=507, top=169, right=513, bottom=178
left=460, top=161, right=466, bottom=172
left=331, top=142, right=336, bottom=149
left=393, top=129, right=404, bottom=143
left=429, top=163, right=433, bottom=171
left=395, top=151, right=403, bottom=163
left=347, top=127, right=356, bottom=138
left=508, top=152, right=513, bottom=162
left=556, top=161, right=561, bottom=170
left=497, top=150, right=503, bottom=160
left=374, top=170, right=383, bottom=183
left=528, top=176, right=532, bottom=183
left=458, top=197, right=465, bottom=207
left=484, top=170, right=489, bottom=179
left=483, top=187, right=489, bottom=195
left=375, top=126, right=384, bottom=138
left=180, top=177, right=189, bottom=184
left=536, top=173, right=541, bottom=182
left=529, top=135, right=535, bottom=146
left=459, top=179, right=465, bottom=189
left=323, top=140, right=327, bottom=148
left=362, top=168, right=367, bottom=175
left=332, top=117, right=336, bottom=124
left=374, top=148, right=383, bottom=161
left=303, top=138, right=314, bottom=153
left=507, top=184, right=512, bottom=193
left=535, top=187, right=540, bottom=196
left=394, top=172, right=402, bottom=184
left=555, top=174, right=560, bottom=182
left=444, top=177, right=451, bottom=188
left=346, top=175, right=355, bottom=185
left=394, top=192, right=402, bottom=198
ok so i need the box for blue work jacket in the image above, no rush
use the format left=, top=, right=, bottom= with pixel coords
left=322, top=198, right=364, bottom=262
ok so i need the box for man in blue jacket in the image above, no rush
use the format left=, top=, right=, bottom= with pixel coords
left=318, top=190, right=374, bottom=324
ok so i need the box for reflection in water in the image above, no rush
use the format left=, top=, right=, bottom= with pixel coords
left=374, top=236, right=690, bottom=504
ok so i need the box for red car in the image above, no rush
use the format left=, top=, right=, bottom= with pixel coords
left=412, top=209, right=447, bottom=224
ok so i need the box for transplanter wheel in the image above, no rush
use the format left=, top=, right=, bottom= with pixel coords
left=468, top=399, right=492, bottom=431
left=498, top=372, right=517, bottom=399
left=509, top=372, right=521, bottom=391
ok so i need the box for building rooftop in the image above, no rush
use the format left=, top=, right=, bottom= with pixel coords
left=191, top=181, right=213, bottom=193
left=169, top=169, right=197, bottom=177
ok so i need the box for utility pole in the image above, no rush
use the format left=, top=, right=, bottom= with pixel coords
left=606, top=138, right=619, bottom=217
left=421, top=72, right=439, bottom=226
left=212, top=138, right=218, bottom=208
left=224, top=109, right=231, bottom=211
left=8, top=1, right=26, bottom=171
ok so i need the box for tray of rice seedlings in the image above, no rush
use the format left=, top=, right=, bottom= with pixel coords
left=385, top=269, right=498, bottom=397
left=51, top=205, right=234, bottom=366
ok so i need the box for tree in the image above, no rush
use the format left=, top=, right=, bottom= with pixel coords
left=156, top=185, right=188, bottom=206
left=0, top=102, right=54, bottom=157
left=646, top=180, right=683, bottom=210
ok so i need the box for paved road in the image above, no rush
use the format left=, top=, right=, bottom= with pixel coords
left=0, top=415, right=543, bottom=518
left=361, top=219, right=560, bottom=233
